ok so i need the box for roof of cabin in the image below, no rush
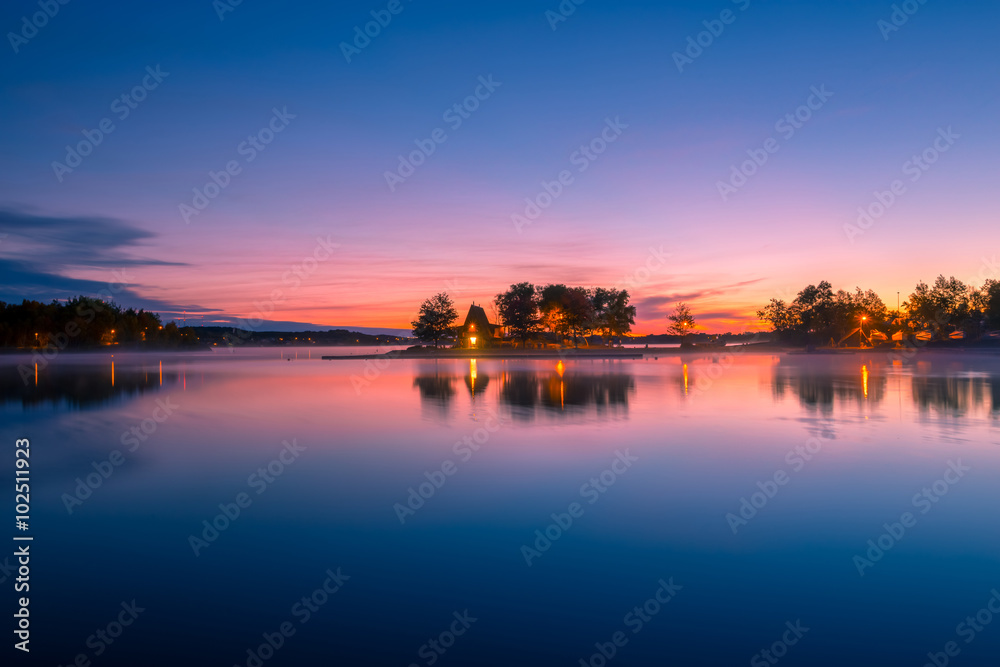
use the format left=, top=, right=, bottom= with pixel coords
left=462, top=304, right=495, bottom=333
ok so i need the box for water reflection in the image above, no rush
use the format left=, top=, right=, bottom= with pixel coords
left=911, top=374, right=996, bottom=417
left=413, top=361, right=635, bottom=420
left=412, top=373, right=456, bottom=402
left=1, top=359, right=178, bottom=410
left=772, top=358, right=888, bottom=412
left=772, top=357, right=999, bottom=418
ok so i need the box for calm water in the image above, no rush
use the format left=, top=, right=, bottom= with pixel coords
left=3, top=348, right=1000, bottom=666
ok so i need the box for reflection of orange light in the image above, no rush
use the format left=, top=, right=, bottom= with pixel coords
left=34, top=363, right=37, bottom=387
left=470, top=359, right=477, bottom=382
left=111, top=361, right=115, bottom=387
left=683, top=363, right=689, bottom=395
left=556, top=360, right=565, bottom=377
left=862, top=365, right=868, bottom=399
left=159, top=360, right=162, bottom=386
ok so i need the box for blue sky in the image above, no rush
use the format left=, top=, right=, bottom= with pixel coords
left=1, top=0, right=998, bottom=332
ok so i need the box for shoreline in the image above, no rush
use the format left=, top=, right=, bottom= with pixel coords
left=321, top=343, right=1000, bottom=361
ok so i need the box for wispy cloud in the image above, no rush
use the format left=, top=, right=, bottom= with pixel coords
left=0, top=207, right=210, bottom=316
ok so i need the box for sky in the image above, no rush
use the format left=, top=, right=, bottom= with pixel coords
left=1, top=0, right=998, bottom=334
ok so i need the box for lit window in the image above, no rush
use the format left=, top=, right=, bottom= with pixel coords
left=470, top=337, right=477, bottom=346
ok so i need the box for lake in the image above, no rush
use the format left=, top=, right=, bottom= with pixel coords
left=3, top=348, right=999, bottom=666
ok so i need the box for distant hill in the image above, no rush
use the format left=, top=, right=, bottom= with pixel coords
left=174, top=317, right=411, bottom=337
left=190, top=326, right=413, bottom=347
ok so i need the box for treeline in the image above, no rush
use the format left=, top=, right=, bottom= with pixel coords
left=495, top=283, right=636, bottom=346
left=757, top=276, right=1000, bottom=344
left=0, top=297, right=197, bottom=349
left=411, top=285, right=637, bottom=348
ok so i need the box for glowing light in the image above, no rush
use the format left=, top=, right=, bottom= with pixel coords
left=470, top=336, right=477, bottom=346
left=556, top=360, right=565, bottom=377
left=159, top=360, right=162, bottom=386
left=34, top=362, right=37, bottom=387
left=683, top=363, right=689, bottom=395
left=111, top=360, right=115, bottom=387
left=862, top=365, right=869, bottom=399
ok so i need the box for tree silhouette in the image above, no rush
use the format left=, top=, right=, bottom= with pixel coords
left=592, top=288, right=636, bottom=341
left=411, top=293, right=458, bottom=348
left=496, top=283, right=539, bottom=348
left=667, top=303, right=695, bottom=339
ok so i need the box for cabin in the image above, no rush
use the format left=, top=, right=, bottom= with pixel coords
left=457, top=304, right=499, bottom=349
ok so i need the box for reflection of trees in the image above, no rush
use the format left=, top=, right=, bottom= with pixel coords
left=412, top=366, right=635, bottom=419
left=501, top=371, right=634, bottom=418
left=773, top=359, right=999, bottom=417
left=1, top=364, right=176, bottom=410
left=772, top=361, right=886, bottom=411
left=911, top=375, right=994, bottom=416
left=412, top=375, right=455, bottom=403
left=497, top=372, right=540, bottom=408
left=464, top=372, right=489, bottom=399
